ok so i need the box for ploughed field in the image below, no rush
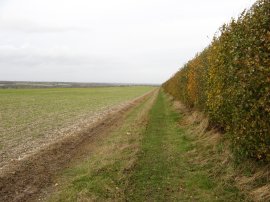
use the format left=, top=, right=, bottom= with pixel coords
left=0, top=86, right=154, bottom=168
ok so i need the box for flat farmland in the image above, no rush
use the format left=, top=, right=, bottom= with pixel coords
left=0, top=86, right=155, bottom=167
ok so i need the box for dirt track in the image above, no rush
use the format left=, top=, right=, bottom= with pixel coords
left=0, top=90, right=156, bottom=202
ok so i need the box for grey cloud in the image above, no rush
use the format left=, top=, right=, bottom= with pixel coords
left=0, top=19, right=90, bottom=33
left=0, top=45, right=115, bottom=67
left=0, top=0, right=256, bottom=84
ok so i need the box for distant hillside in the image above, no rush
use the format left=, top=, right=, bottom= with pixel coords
left=0, top=81, right=159, bottom=89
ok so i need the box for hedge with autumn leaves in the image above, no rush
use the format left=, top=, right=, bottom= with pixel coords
left=163, top=0, right=270, bottom=162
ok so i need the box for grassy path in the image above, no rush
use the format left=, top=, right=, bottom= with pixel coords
left=48, top=90, right=158, bottom=201
left=126, top=89, right=187, bottom=200
left=125, top=91, right=244, bottom=201
left=48, top=90, right=245, bottom=201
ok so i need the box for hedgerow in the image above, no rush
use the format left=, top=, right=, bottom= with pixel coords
left=163, top=0, right=270, bottom=162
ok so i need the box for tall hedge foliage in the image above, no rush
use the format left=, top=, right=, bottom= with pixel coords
left=163, top=0, right=270, bottom=162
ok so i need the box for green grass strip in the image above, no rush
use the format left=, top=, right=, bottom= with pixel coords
left=125, top=91, right=244, bottom=201
left=49, top=90, right=245, bottom=201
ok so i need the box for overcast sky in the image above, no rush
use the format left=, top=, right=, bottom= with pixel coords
left=0, top=0, right=256, bottom=84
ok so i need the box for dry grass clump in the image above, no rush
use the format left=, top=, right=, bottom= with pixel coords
left=173, top=99, right=270, bottom=201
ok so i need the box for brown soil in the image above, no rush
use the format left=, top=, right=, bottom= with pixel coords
left=0, top=90, right=156, bottom=202
left=0, top=96, right=144, bottom=169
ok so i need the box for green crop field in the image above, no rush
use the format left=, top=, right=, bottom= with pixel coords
left=0, top=86, right=154, bottom=161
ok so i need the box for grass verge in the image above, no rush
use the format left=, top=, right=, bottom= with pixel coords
left=48, top=90, right=157, bottom=201
left=49, top=90, right=253, bottom=201
left=125, top=91, right=246, bottom=201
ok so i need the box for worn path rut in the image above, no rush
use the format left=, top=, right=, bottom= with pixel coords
left=0, top=90, right=157, bottom=202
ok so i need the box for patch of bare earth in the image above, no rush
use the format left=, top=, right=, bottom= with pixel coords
left=0, top=90, right=156, bottom=202
left=0, top=99, right=140, bottom=169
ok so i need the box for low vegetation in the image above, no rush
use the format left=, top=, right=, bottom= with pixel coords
left=0, top=87, right=153, bottom=140
left=0, top=86, right=154, bottom=166
left=47, top=91, right=268, bottom=201
left=48, top=88, right=157, bottom=201
left=163, top=0, right=270, bottom=162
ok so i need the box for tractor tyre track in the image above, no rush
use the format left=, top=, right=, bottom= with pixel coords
left=0, top=90, right=156, bottom=202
